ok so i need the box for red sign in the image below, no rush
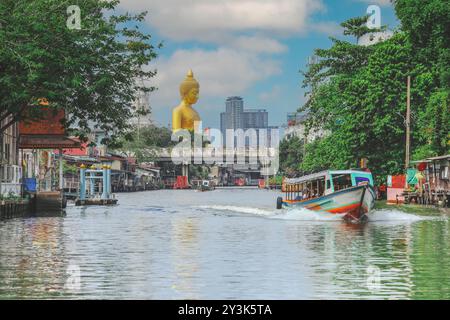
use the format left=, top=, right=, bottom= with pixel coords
left=391, top=175, right=406, bottom=188
left=234, top=178, right=245, bottom=186
left=417, top=162, right=427, bottom=171
left=19, top=107, right=66, bottom=135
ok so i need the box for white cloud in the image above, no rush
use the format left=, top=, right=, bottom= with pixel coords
left=148, top=47, right=282, bottom=112
left=356, top=0, right=392, bottom=7
left=259, top=85, right=282, bottom=102
left=117, top=0, right=338, bottom=126
left=230, top=35, right=288, bottom=54
left=310, top=21, right=343, bottom=37
left=119, top=0, right=326, bottom=41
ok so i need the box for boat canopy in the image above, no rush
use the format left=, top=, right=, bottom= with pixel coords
left=284, top=171, right=328, bottom=185
left=284, top=170, right=373, bottom=186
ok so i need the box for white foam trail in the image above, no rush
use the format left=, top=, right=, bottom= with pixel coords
left=195, top=205, right=436, bottom=223
left=270, top=208, right=344, bottom=221
left=272, top=208, right=433, bottom=222
left=195, top=205, right=274, bottom=216
left=368, top=209, right=426, bottom=222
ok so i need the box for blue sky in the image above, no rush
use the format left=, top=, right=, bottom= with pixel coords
left=117, top=0, right=399, bottom=129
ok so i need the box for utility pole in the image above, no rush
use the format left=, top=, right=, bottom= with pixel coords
left=405, top=76, right=411, bottom=188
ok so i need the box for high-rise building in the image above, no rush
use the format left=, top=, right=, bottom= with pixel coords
left=284, top=111, right=327, bottom=143
left=129, top=78, right=152, bottom=128
left=220, top=96, right=276, bottom=146
left=221, top=96, right=244, bottom=132
left=357, top=30, right=393, bottom=46
left=243, top=109, right=268, bottom=129
left=221, top=97, right=269, bottom=133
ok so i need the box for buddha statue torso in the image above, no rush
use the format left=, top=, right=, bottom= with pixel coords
left=178, top=105, right=200, bottom=130
left=172, top=70, right=202, bottom=133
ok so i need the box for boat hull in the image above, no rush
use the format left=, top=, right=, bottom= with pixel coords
left=282, top=184, right=376, bottom=222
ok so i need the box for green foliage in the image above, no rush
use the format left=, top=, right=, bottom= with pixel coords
left=268, top=175, right=283, bottom=185
left=290, top=7, right=449, bottom=183
left=63, top=162, right=78, bottom=175
left=279, top=135, right=304, bottom=176
left=0, top=0, right=160, bottom=140
left=414, top=90, right=450, bottom=158
left=190, top=166, right=210, bottom=180
left=111, top=124, right=174, bottom=163
left=0, top=192, right=21, bottom=202
left=395, top=0, right=450, bottom=89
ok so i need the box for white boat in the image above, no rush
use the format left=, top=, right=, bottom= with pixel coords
left=276, top=170, right=376, bottom=222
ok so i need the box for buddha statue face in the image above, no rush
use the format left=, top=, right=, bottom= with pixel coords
left=184, top=87, right=199, bottom=105
left=180, top=69, right=200, bottom=106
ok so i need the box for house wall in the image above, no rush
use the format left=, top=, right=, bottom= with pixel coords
left=433, top=159, right=450, bottom=191
left=110, top=160, right=122, bottom=171
left=0, top=115, right=21, bottom=196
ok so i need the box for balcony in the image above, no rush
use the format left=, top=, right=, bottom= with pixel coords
left=0, top=164, right=22, bottom=197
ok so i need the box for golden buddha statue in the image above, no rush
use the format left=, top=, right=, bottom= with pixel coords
left=172, top=69, right=201, bottom=132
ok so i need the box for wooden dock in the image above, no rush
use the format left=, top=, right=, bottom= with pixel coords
left=75, top=198, right=118, bottom=206
left=0, top=200, right=31, bottom=220
left=35, top=191, right=66, bottom=214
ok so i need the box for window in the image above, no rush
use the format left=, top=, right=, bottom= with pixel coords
left=332, top=174, right=352, bottom=191
left=355, top=176, right=370, bottom=185
left=440, top=166, right=449, bottom=180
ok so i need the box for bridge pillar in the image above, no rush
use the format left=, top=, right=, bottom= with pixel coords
left=182, top=164, right=189, bottom=181
left=80, top=165, right=86, bottom=201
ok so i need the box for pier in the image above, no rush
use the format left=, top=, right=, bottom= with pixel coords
left=0, top=199, right=30, bottom=220
left=74, top=165, right=117, bottom=206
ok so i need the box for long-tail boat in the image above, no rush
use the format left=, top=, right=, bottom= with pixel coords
left=276, top=170, right=376, bottom=223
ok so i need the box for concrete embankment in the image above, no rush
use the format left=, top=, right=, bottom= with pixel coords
left=0, top=200, right=30, bottom=219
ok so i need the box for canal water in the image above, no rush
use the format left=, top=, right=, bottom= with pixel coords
left=0, top=189, right=449, bottom=299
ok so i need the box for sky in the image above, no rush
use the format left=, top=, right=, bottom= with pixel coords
left=116, top=0, right=400, bottom=129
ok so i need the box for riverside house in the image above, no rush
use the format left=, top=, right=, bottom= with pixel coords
left=0, top=115, right=21, bottom=197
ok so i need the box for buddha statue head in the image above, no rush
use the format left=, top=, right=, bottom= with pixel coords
left=179, top=69, right=200, bottom=105
left=172, top=69, right=202, bottom=132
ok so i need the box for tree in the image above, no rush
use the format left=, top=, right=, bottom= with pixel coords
left=0, top=0, right=160, bottom=141
left=297, top=8, right=449, bottom=183
left=111, top=124, right=175, bottom=163
left=394, top=0, right=450, bottom=158
left=395, top=0, right=450, bottom=89
left=299, top=16, right=389, bottom=176
left=279, top=135, right=304, bottom=176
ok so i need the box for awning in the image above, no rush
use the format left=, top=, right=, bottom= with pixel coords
left=19, top=135, right=80, bottom=149
left=427, top=155, right=450, bottom=161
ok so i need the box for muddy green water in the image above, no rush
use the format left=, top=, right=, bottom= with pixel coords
left=0, top=189, right=449, bottom=299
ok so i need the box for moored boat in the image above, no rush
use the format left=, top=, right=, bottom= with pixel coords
left=276, top=170, right=376, bottom=223
left=195, top=180, right=216, bottom=192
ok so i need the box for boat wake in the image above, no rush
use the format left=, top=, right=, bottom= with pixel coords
left=195, top=205, right=434, bottom=223
left=274, top=208, right=433, bottom=223
left=195, top=205, right=274, bottom=216
left=270, top=208, right=344, bottom=221
left=367, top=209, right=428, bottom=222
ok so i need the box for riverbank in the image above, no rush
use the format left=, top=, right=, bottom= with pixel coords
left=374, top=200, right=448, bottom=216
left=0, top=199, right=31, bottom=220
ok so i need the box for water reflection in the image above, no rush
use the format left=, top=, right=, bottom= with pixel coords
left=0, top=189, right=449, bottom=299
left=171, top=216, right=200, bottom=299
left=0, top=218, right=69, bottom=298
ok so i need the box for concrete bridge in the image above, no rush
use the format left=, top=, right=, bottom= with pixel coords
left=150, top=147, right=277, bottom=170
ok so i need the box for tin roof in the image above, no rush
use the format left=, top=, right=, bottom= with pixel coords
left=19, top=135, right=80, bottom=149
left=427, top=155, right=450, bottom=161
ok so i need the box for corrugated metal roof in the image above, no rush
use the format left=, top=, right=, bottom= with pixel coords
left=427, top=155, right=450, bottom=161
left=19, top=135, right=80, bottom=149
